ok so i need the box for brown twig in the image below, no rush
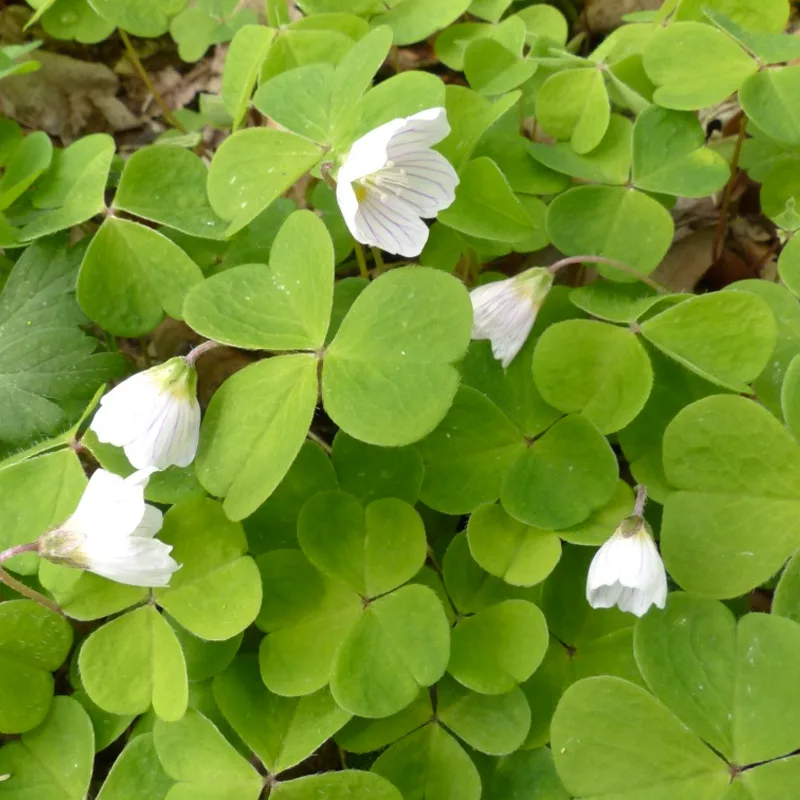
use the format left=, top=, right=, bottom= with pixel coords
left=712, top=116, right=748, bottom=263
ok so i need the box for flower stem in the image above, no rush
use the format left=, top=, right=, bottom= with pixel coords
left=354, top=242, right=370, bottom=280
left=185, top=340, right=223, bottom=366
left=548, top=255, right=669, bottom=294
left=0, top=543, right=63, bottom=615
left=119, top=28, right=187, bottom=133
left=633, top=484, right=648, bottom=518
left=371, top=247, right=386, bottom=275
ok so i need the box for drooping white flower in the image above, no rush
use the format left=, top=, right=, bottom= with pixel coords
left=91, top=357, right=200, bottom=471
left=336, top=107, right=459, bottom=257
left=470, top=267, right=553, bottom=368
left=586, top=517, right=668, bottom=618
left=38, top=469, right=179, bottom=588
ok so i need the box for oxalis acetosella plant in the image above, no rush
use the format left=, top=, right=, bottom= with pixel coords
left=2, top=0, right=800, bottom=797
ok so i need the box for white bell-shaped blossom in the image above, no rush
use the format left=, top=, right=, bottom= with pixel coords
left=470, top=267, right=553, bottom=368
left=336, top=107, right=459, bottom=257
left=586, top=517, right=668, bottom=618
left=38, top=469, right=178, bottom=588
left=91, top=356, right=201, bottom=471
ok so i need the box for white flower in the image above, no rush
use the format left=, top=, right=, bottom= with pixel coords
left=91, top=357, right=201, bottom=471
left=336, top=107, right=459, bottom=257
left=470, top=267, right=553, bottom=368
left=586, top=517, right=668, bottom=618
left=38, top=469, right=179, bottom=588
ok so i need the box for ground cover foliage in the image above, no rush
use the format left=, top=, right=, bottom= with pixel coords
left=1, top=0, right=800, bottom=797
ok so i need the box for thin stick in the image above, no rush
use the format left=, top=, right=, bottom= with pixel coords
left=633, top=484, right=648, bottom=518
left=0, top=543, right=63, bottom=615
left=371, top=247, right=386, bottom=275
left=185, top=340, right=223, bottom=366
left=354, top=242, right=370, bottom=280
left=119, top=28, right=187, bottom=133
left=307, top=430, right=332, bottom=455
left=712, top=116, right=748, bottom=262
left=548, top=255, right=669, bottom=294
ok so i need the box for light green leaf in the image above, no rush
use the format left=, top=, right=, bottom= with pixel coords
left=21, top=133, right=113, bottom=241
left=256, top=549, right=361, bottom=697
left=0, top=449, right=85, bottom=576
left=528, top=114, right=633, bottom=186
left=39, top=562, right=148, bottom=622
left=273, top=771, right=403, bottom=800
left=184, top=210, right=333, bottom=350
left=533, top=319, right=653, bottom=434
left=0, top=600, right=72, bottom=734
left=464, top=38, right=536, bottom=96
left=331, top=432, right=423, bottom=505
left=535, top=68, right=610, bottom=155
left=438, top=156, right=534, bottom=242
left=113, top=146, right=227, bottom=239
left=221, top=24, right=276, bottom=128
left=774, top=551, right=800, bottom=624
left=372, top=0, right=471, bottom=46
left=416, top=386, right=526, bottom=515
left=0, top=131, right=51, bottom=211
left=518, top=5, right=568, bottom=47
left=739, top=67, right=800, bottom=148
left=468, top=0, right=512, bottom=23
left=322, top=268, right=472, bottom=447
left=449, top=599, right=548, bottom=694
left=95, top=734, right=173, bottom=800
left=640, top=292, right=776, bottom=392
left=437, top=674, right=531, bottom=755
left=643, top=21, right=757, bottom=110
left=260, top=29, right=354, bottom=84
left=77, top=217, right=203, bottom=337
left=546, top=185, right=674, bottom=281
left=244, top=440, right=338, bottom=554
left=501, top=414, right=619, bottom=530
left=0, top=697, right=94, bottom=800
left=569, top=281, right=682, bottom=324
left=551, top=677, right=729, bottom=799
left=79, top=606, right=188, bottom=721
left=207, top=128, right=323, bottom=236
left=632, top=106, right=730, bottom=196
left=372, top=725, right=481, bottom=800
left=154, top=498, right=261, bottom=640
left=778, top=235, right=800, bottom=299
left=213, top=655, right=350, bottom=774
left=335, top=692, right=433, bottom=753
left=87, top=0, right=185, bottom=36
left=662, top=395, right=800, bottom=598
left=331, top=584, right=450, bottom=718
left=467, top=502, right=561, bottom=587
left=153, top=709, right=263, bottom=800
left=486, top=748, right=569, bottom=800
left=196, top=354, right=318, bottom=521
left=298, top=492, right=427, bottom=597
left=254, top=64, right=333, bottom=143
left=167, top=617, right=242, bottom=683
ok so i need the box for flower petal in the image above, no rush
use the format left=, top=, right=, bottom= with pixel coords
left=63, top=469, right=146, bottom=540
left=85, top=537, right=179, bottom=588
left=378, top=151, right=459, bottom=217
left=470, top=279, right=536, bottom=368
left=355, top=189, right=430, bottom=257
left=388, top=107, right=451, bottom=158
left=91, top=372, right=166, bottom=447
left=338, top=118, right=405, bottom=183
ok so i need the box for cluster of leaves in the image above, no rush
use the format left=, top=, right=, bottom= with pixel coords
left=2, top=0, right=800, bottom=797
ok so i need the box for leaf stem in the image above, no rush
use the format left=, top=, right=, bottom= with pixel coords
left=548, top=255, right=669, bottom=294
left=185, top=340, right=223, bottom=366
left=354, top=241, right=370, bottom=280
left=306, top=430, right=332, bottom=455
left=712, top=116, right=748, bottom=262
left=118, top=28, right=187, bottom=133
left=0, top=543, right=63, bottom=615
